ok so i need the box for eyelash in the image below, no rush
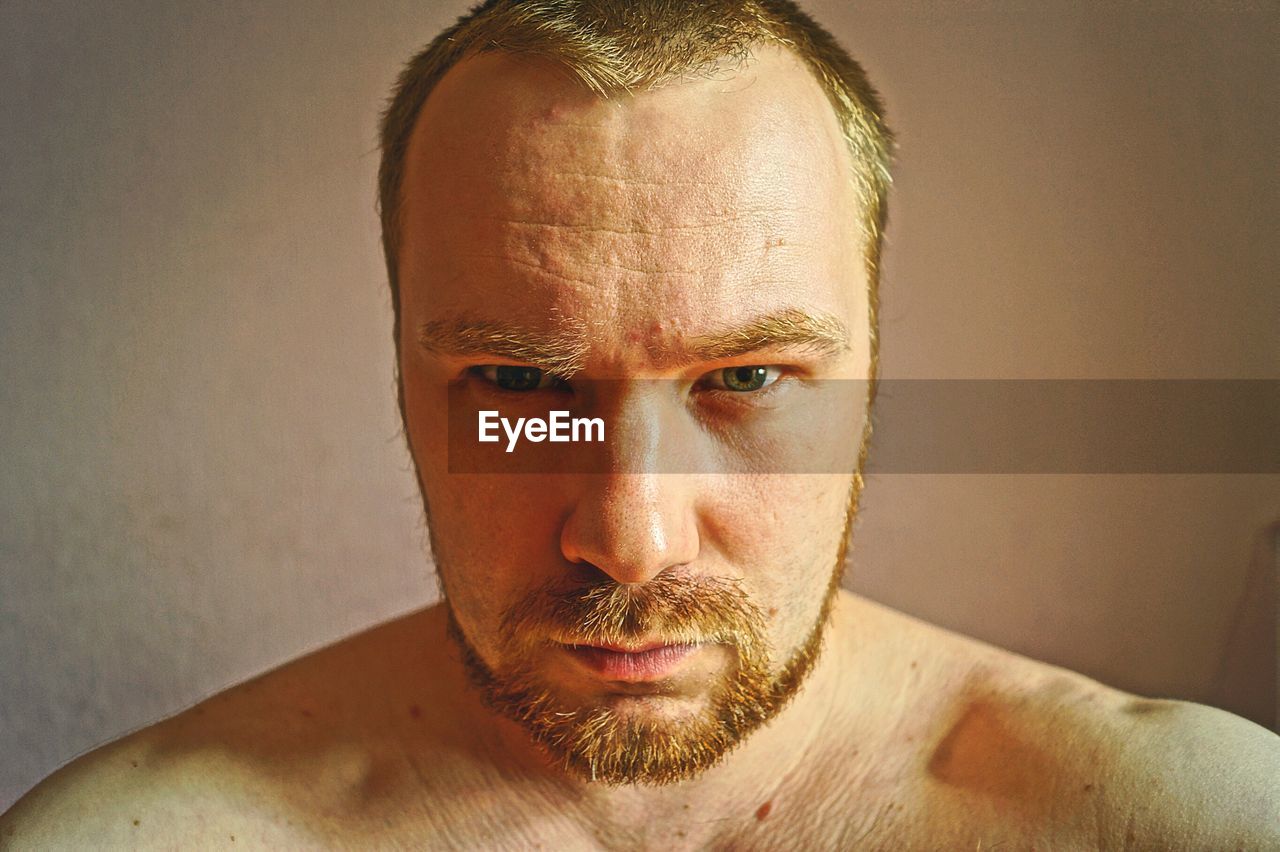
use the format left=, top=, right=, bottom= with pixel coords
left=697, top=365, right=784, bottom=393
left=467, top=364, right=794, bottom=400
left=468, top=365, right=569, bottom=392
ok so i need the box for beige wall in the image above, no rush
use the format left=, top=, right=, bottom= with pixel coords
left=1, top=1, right=1275, bottom=808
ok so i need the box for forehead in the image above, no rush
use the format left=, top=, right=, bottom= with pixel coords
left=398, top=46, right=866, bottom=355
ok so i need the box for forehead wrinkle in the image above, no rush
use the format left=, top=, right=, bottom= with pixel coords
left=418, top=315, right=589, bottom=378
left=496, top=168, right=714, bottom=189
left=467, top=204, right=826, bottom=236
left=440, top=204, right=825, bottom=297
left=460, top=250, right=710, bottom=279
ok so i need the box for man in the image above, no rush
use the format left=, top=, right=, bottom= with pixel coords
left=4, top=0, right=1277, bottom=847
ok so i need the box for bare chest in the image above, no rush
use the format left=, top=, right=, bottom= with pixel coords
left=343, top=759, right=912, bottom=850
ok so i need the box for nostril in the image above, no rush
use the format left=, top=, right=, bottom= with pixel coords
left=558, top=472, right=700, bottom=588
left=566, top=561, right=611, bottom=585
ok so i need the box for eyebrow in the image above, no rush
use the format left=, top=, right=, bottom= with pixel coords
left=418, top=307, right=849, bottom=377
left=671, top=307, right=850, bottom=366
left=418, top=316, right=589, bottom=378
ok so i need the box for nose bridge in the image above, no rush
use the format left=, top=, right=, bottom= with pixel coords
left=605, top=381, right=665, bottom=474
left=560, top=383, right=698, bottom=585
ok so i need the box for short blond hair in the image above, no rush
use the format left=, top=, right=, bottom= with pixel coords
left=378, top=0, right=894, bottom=372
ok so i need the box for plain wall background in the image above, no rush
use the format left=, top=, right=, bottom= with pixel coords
left=2, top=1, right=1276, bottom=810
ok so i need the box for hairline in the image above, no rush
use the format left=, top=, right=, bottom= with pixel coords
left=381, top=40, right=886, bottom=355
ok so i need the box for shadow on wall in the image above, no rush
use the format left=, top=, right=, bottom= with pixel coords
left=1207, top=520, right=1278, bottom=731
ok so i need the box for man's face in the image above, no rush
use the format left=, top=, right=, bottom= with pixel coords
left=397, top=46, right=871, bottom=784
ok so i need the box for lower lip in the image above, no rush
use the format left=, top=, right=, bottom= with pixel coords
left=564, top=643, right=700, bottom=681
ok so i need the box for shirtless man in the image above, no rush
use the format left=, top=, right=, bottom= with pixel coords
left=4, top=2, right=1277, bottom=848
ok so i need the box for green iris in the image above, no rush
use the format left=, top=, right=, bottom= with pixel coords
left=493, top=365, right=545, bottom=391
left=722, top=366, right=769, bottom=392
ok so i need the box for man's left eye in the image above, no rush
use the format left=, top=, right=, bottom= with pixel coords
left=472, top=365, right=563, bottom=392
left=702, top=366, right=782, bottom=393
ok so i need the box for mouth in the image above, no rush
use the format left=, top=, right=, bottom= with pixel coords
left=562, top=641, right=702, bottom=682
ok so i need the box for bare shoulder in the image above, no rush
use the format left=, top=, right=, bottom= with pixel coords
left=0, top=606, right=456, bottom=849
left=1088, top=693, right=1280, bottom=846
left=834, top=592, right=1280, bottom=848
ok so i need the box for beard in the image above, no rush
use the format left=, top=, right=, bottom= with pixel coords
left=435, top=478, right=860, bottom=787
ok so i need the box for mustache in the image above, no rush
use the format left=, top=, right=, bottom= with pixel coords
left=501, top=573, right=769, bottom=654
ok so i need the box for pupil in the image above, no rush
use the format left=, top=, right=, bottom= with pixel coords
left=725, top=366, right=767, bottom=391
left=496, top=366, right=542, bottom=391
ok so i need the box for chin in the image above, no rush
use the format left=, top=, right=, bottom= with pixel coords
left=563, top=681, right=724, bottom=730
left=458, top=642, right=794, bottom=786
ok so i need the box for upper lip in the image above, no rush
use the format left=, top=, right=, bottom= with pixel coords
left=569, top=640, right=687, bottom=654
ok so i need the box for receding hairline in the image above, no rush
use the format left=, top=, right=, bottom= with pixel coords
left=398, top=43, right=866, bottom=230
left=390, top=37, right=866, bottom=237
left=378, top=2, right=894, bottom=292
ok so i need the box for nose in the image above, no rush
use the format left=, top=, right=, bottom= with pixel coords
left=559, top=386, right=699, bottom=585
left=560, top=472, right=700, bottom=585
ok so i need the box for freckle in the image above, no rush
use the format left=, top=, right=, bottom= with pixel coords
left=682, top=803, right=690, bottom=810
left=1083, top=783, right=1094, bottom=792
left=767, top=607, right=778, bottom=617
left=910, top=661, right=917, bottom=669
left=231, top=835, right=236, bottom=842
left=755, top=801, right=772, bottom=821
left=130, top=760, right=138, bottom=768
left=299, top=708, right=313, bottom=718
left=409, top=704, right=422, bottom=719
left=132, top=819, right=140, bottom=827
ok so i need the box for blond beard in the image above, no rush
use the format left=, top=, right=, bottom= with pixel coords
left=438, top=476, right=860, bottom=786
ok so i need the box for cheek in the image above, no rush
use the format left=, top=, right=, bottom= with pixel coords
left=702, top=473, right=851, bottom=624
left=423, top=473, right=569, bottom=633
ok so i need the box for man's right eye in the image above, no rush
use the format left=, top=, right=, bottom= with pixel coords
left=471, top=365, right=562, bottom=392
